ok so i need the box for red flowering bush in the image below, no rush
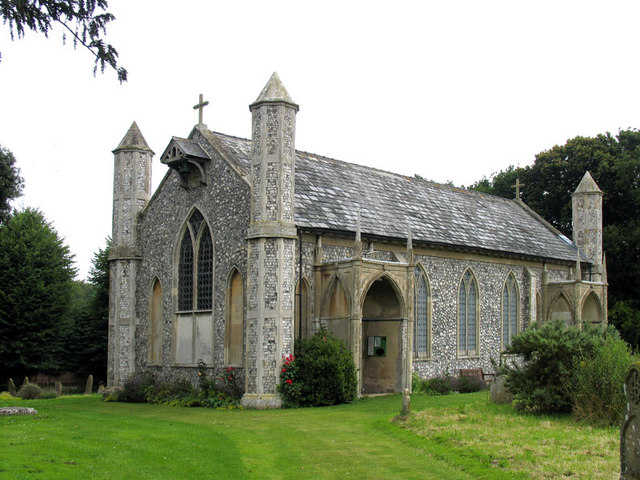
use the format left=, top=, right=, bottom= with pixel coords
left=278, top=327, right=357, bottom=407
left=278, top=353, right=302, bottom=406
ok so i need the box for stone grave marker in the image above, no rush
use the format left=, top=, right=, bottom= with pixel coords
left=621, top=362, right=640, bottom=479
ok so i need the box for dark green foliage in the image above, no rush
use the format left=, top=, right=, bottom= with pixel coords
left=118, top=372, right=157, bottom=403
left=64, top=240, right=110, bottom=382
left=502, top=320, right=602, bottom=413
left=468, top=129, right=640, bottom=348
left=565, top=328, right=636, bottom=425
left=0, top=208, right=76, bottom=378
left=0, top=145, right=23, bottom=224
left=455, top=375, right=486, bottom=394
left=17, top=382, right=42, bottom=399
left=39, top=388, right=60, bottom=399
left=0, top=0, right=127, bottom=82
left=116, top=365, right=241, bottom=408
left=278, top=327, right=358, bottom=407
left=423, top=377, right=453, bottom=395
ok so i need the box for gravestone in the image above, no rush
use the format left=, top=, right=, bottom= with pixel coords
left=621, top=362, right=640, bottom=479
left=489, top=375, right=513, bottom=404
left=0, top=407, right=37, bottom=416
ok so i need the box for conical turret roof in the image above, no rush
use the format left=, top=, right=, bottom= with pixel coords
left=250, top=72, right=298, bottom=110
left=113, top=121, right=154, bottom=153
left=573, top=171, right=603, bottom=195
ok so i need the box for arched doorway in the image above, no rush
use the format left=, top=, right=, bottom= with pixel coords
left=361, top=276, right=403, bottom=394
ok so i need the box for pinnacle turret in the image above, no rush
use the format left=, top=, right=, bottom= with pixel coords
left=113, top=121, right=154, bottom=153
left=250, top=72, right=299, bottom=110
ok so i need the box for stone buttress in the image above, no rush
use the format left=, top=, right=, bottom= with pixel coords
left=107, top=122, right=154, bottom=387
left=243, top=73, right=299, bottom=408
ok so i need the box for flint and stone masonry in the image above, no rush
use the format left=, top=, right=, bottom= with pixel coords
left=243, top=73, right=299, bottom=408
left=107, top=74, right=608, bottom=407
left=108, top=122, right=153, bottom=387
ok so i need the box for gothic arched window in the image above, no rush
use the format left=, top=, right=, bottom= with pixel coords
left=502, top=273, right=519, bottom=348
left=178, top=210, right=213, bottom=311
left=414, top=266, right=430, bottom=357
left=458, top=269, right=479, bottom=356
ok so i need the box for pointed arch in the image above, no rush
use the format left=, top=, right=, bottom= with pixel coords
left=321, top=274, right=351, bottom=344
left=581, top=291, right=602, bottom=324
left=295, top=278, right=311, bottom=340
left=501, top=272, right=520, bottom=349
left=149, top=278, right=163, bottom=364
left=414, top=264, right=431, bottom=358
left=225, top=267, right=244, bottom=366
left=361, top=273, right=405, bottom=318
left=458, top=268, right=479, bottom=356
left=176, top=207, right=214, bottom=311
left=550, top=292, right=573, bottom=326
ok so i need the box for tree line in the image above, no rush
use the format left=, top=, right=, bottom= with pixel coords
left=469, top=129, right=640, bottom=348
left=0, top=146, right=109, bottom=387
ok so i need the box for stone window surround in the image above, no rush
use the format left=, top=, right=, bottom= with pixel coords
left=457, top=268, right=480, bottom=358
left=413, top=264, right=432, bottom=360
left=501, top=272, right=520, bottom=350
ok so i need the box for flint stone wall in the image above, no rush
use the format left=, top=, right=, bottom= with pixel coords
left=135, top=133, right=249, bottom=384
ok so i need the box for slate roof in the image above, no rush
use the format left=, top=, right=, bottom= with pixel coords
left=202, top=129, right=584, bottom=264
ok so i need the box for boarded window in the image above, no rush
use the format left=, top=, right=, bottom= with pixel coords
left=149, top=279, right=163, bottom=364
left=226, top=269, right=244, bottom=366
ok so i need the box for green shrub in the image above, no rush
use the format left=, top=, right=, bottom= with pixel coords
left=39, top=388, right=60, bottom=399
left=278, top=327, right=357, bottom=407
left=118, top=372, right=157, bottom=403
left=147, top=378, right=194, bottom=404
left=423, top=377, right=453, bottom=395
left=565, top=327, right=636, bottom=425
left=217, top=366, right=243, bottom=400
left=17, top=383, right=42, bottom=399
left=501, top=320, right=602, bottom=413
left=455, top=375, right=486, bottom=393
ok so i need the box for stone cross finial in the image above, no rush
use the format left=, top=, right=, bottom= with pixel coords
left=193, top=93, right=210, bottom=125
left=513, top=178, right=524, bottom=200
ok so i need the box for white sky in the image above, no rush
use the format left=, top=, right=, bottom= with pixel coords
left=2, top=0, right=640, bottom=279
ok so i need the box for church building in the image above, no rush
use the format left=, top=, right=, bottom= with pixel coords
left=107, top=73, right=607, bottom=408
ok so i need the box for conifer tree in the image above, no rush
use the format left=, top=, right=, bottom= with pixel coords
left=0, top=208, right=76, bottom=378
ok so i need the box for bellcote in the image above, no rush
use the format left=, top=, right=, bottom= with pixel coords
left=160, top=137, right=210, bottom=187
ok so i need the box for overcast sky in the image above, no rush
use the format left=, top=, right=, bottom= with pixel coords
left=2, top=0, right=640, bottom=279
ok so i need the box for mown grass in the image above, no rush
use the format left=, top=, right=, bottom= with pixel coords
left=0, top=392, right=619, bottom=479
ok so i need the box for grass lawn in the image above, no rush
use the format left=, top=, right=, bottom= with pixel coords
left=0, top=392, right=619, bottom=479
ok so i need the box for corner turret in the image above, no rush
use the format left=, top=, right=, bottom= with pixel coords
left=572, top=171, right=604, bottom=280
left=107, top=122, right=154, bottom=387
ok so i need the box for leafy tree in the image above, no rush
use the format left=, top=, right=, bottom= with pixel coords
left=65, top=239, right=110, bottom=380
left=0, top=208, right=76, bottom=379
left=469, top=129, right=640, bottom=347
left=0, top=145, right=23, bottom=224
left=1, top=0, right=127, bottom=82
